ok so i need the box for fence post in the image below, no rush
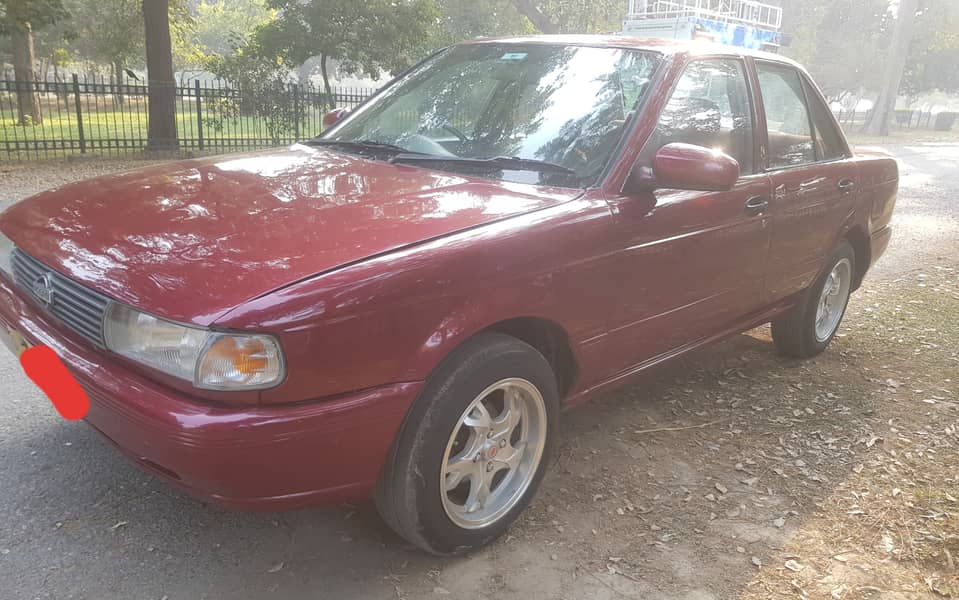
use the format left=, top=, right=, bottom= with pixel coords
left=195, top=80, right=204, bottom=151
left=72, top=74, right=86, bottom=154
left=292, top=83, right=300, bottom=140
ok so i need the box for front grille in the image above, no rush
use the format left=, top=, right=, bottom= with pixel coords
left=11, top=249, right=111, bottom=346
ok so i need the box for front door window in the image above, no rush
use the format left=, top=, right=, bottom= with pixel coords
left=641, top=58, right=754, bottom=174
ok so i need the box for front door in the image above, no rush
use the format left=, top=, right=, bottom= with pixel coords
left=601, top=57, right=773, bottom=378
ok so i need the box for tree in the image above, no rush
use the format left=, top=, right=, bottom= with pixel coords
left=255, top=0, right=438, bottom=101
left=191, top=0, right=275, bottom=56
left=508, top=0, right=628, bottom=34
left=65, top=0, right=143, bottom=103
left=0, top=0, right=66, bottom=124
left=428, top=0, right=533, bottom=47
left=864, top=0, right=919, bottom=136
left=143, top=0, right=178, bottom=151
left=902, top=0, right=959, bottom=94
left=779, top=0, right=890, bottom=98
left=510, top=0, right=558, bottom=34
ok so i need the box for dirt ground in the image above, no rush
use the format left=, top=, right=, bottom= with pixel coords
left=0, top=142, right=957, bottom=599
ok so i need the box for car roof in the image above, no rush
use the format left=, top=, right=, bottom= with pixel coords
left=462, top=34, right=803, bottom=70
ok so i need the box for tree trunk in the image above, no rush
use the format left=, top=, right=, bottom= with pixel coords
left=320, top=54, right=334, bottom=109
left=510, top=0, right=560, bottom=34
left=863, top=0, right=918, bottom=136
left=113, top=60, right=126, bottom=107
left=143, top=0, right=178, bottom=152
left=10, top=22, right=42, bottom=126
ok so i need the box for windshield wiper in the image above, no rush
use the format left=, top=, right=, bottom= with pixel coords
left=304, top=139, right=416, bottom=154
left=390, top=154, right=578, bottom=177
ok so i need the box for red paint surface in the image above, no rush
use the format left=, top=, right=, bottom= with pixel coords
left=0, top=37, right=900, bottom=509
left=20, top=345, right=90, bottom=421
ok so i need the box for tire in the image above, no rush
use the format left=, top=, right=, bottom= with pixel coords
left=374, top=332, right=559, bottom=555
left=772, top=241, right=856, bottom=358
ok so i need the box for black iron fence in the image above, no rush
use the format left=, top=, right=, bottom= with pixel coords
left=833, top=107, right=958, bottom=132
left=1, top=76, right=376, bottom=160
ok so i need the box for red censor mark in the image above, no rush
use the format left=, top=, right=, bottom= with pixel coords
left=20, top=345, right=89, bottom=421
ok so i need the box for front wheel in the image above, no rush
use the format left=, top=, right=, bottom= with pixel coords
left=374, top=332, right=559, bottom=555
left=772, top=241, right=856, bottom=358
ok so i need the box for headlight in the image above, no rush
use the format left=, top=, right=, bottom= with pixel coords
left=0, top=232, right=14, bottom=277
left=104, top=303, right=284, bottom=390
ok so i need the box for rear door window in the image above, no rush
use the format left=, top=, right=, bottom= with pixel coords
left=801, top=78, right=847, bottom=160
left=756, top=63, right=816, bottom=168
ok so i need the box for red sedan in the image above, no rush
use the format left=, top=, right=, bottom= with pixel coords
left=0, top=36, right=897, bottom=554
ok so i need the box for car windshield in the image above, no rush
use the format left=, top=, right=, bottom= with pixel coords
left=320, top=43, right=660, bottom=188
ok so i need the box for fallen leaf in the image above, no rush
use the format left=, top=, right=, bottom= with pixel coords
left=784, top=559, right=805, bottom=572
left=268, top=562, right=284, bottom=573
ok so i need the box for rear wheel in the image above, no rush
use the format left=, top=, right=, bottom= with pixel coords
left=772, top=241, right=855, bottom=358
left=374, top=332, right=559, bottom=555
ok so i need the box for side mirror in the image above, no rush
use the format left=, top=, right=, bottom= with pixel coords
left=625, top=143, right=740, bottom=194
left=323, top=108, right=350, bottom=129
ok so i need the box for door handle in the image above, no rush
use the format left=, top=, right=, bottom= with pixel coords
left=744, top=196, right=769, bottom=216
left=837, top=178, right=856, bottom=194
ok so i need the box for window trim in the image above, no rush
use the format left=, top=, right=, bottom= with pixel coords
left=592, top=49, right=667, bottom=189
left=636, top=54, right=759, bottom=178
left=798, top=73, right=852, bottom=162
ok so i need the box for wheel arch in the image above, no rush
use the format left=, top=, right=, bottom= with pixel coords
left=417, top=313, right=580, bottom=403
left=843, top=225, right=871, bottom=291
left=482, top=316, right=578, bottom=400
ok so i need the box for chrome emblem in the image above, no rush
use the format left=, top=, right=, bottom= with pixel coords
left=32, top=273, right=55, bottom=306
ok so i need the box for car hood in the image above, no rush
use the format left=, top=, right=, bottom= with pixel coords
left=1, top=146, right=579, bottom=326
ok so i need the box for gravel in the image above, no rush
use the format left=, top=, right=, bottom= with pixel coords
left=0, top=158, right=170, bottom=211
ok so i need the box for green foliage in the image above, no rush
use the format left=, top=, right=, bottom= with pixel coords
left=780, top=0, right=959, bottom=97
left=256, top=0, right=438, bottom=80
left=0, top=0, right=67, bottom=34
left=62, top=0, right=142, bottom=68
left=536, top=0, right=626, bottom=33
left=430, top=0, right=534, bottom=46
left=780, top=0, right=891, bottom=97
left=205, top=38, right=296, bottom=142
left=903, top=0, right=959, bottom=94
left=192, top=0, right=275, bottom=56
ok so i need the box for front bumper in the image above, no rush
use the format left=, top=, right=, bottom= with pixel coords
left=0, top=276, right=422, bottom=510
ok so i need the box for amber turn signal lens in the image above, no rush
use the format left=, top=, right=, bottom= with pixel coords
left=196, top=333, right=283, bottom=389
left=206, top=336, right=267, bottom=374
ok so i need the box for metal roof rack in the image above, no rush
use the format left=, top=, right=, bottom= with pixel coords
left=626, top=0, right=783, bottom=30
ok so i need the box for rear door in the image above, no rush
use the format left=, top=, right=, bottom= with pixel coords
left=754, top=61, right=858, bottom=300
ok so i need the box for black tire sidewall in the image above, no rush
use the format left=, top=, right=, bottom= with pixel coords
left=394, top=334, right=559, bottom=554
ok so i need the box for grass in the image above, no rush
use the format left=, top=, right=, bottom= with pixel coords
left=0, top=95, right=329, bottom=159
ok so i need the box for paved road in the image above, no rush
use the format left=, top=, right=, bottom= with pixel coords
left=0, top=143, right=957, bottom=599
